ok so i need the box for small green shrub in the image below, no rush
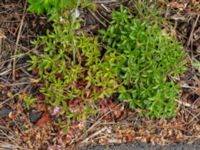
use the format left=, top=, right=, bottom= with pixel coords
left=28, top=16, right=119, bottom=125
left=27, top=0, right=93, bottom=20
left=101, top=7, right=186, bottom=118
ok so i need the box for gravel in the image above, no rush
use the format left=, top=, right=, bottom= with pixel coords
left=80, top=141, right=200, bottom=150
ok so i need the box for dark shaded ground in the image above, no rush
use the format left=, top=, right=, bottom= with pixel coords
left=80, top=140, right=200, bottom=150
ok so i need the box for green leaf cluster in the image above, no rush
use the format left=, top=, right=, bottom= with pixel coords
left=101, top=7, right=186, bottom=118
left=27, top=0, right=93, bottom=20
left=28, top=17, right=120, bottom=124
left=193, top=62, right=200, bottom=72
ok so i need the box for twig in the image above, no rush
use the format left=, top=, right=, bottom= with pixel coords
left=88, top=8, right=107, bottom=27
left=100, top=4, right=111, bottom=13
left=0, top=92, right=21, bottom=107
left=187, top=15, right=200, bottom=48
left=0, top=30, right=6, bottom=54
left=0, top=63, right=30, bottom=76
left=176, top=99, right=198, bottom=109
left=6, top=38, right=33, bottom=52
left=185, top=111, right=200, bottom=125
left=181, top=83, right=196, bottom=89
left=0, top=126, right=23, bottom=149
left=183, top=107, right=200, bottom=122
left=81, top=127, right=108, bottom=143
left=12, top=2, right=27, bottom=80
left=3, top=82, right=30, bottom=87
left=95, top=9, right=110, bottom=23
left=73, top=107, right=114, bottom=145
left=94, top=0, right=117, bottom=4
left=0, top=142, right=25, bottom=150
left=0, top=85, right=29, bottom=107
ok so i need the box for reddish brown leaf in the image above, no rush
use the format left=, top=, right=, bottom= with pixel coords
left=35, top=112, right=50, bottom=126
left=32, top=68, right=39, bottom=75
left=195, top=88, right=200, bottom=96
left=0, top=84, right=7, bottom=91
left=126, top=134, right=134, bottom=142
left=108, top=100, right=117, bottom=109
left=36, top=93, right=45, bottom=100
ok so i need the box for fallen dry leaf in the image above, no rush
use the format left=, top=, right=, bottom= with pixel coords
left=35, top=112, right=50, bottom=126
left=195, top=88, right=200, bottom=96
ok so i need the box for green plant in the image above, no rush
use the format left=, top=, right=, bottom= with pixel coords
left=28, top=16, right=119, bottom=126
left=24, top=95, right=37, bottom=110
left=131, top=0, right=163, bottom=23
left=193, top=61, right=200, bottom=72
left=101, top=6, right=186, bottom=118
left=27, top=0, right=93, bottom=20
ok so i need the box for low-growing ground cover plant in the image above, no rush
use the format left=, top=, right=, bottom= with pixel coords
left=27, top=0, right=93, bottom=21
left=26, top=0, right=186, bottom=130
left=27, top=15, right=120, bottom=127
left=1, top=0, right=200, bottom=148
left=101, top=7, right=186, bottom=118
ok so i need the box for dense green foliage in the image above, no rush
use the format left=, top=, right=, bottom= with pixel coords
left=27, top=0, right=92, bottom=20
left=101, top=7, right=186, bottom=118
left=27, top=17, right=120, bottom=125
left=27, top=0, right=186, bottom=124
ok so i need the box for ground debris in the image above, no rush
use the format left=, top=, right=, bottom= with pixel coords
left=0, top=0, right=200, bottom=149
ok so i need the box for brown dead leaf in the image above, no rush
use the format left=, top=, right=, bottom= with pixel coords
left=0, top=84, right=7, bottom=91
left=169, top=2, right=184, bottom=9
left=35, top=104, right=47, bottom=111
left=36, top=93, right=45, bottom=100
left=195, top=88, right=200, bottom=96
left=126, top=134, right=135, bottom=142
left=113, top=108, right=123, bottom=119
left=35, top=112, right=50, bottom=126
left=31, top=68, right=39, bottom=75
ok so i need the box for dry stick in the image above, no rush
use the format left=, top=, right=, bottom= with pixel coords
left=176, top=99, right=198, bottom=109
left=0, top=52, right=30, bottom=64
left=0, top=92, right=22, bottom=107
left=184, top=105, right=200, bottom=119
left=0, top=141, right=26, bottom=150
left=6, top=38, right=33, bottom=52
left=96, top=9, right=110, bottom=23
left=81, top=127, right=108, bottom=144
left=75, top=103, right=124, bottom=146
left=185, top=111, right=200, bottom=125
left=3, top=82, right=30, bottom=87
left=12, top=2, right=27, bottom=80
left=0, top=85, right=29, bottom=107
left=94, top=0, right=117, bottom=4
left=100, top=4, right=111, bottom=13
left=187, top=15, right=200, bottom=48
left=0, top=63, right=29, bottom=76
left=0, top=37, right=39, bottom=64
left=0, top=31, right=6, bottom=54
left=0, top=129, right=18, bottom=144
left=0, top=127, right=23, bottom=148
left=88, top=8, right=107, bottom=27
left=74, top=109, right=113, bottom=145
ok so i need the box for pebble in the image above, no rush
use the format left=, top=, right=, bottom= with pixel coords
left=0, top=107, right=12, bottom=117
left=29, top=109, right=43, bottom=124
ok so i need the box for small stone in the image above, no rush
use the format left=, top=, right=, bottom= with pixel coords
left=29, top=109, right=43, bottom=124
left=0, top=107, right=12, bottom=117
